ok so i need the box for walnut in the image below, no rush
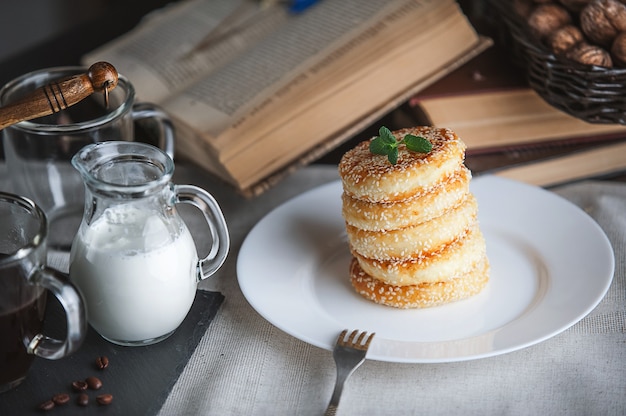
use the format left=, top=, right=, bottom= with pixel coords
left=580, top=0, right=626, bottom=46
left=565, top=42, right=614, bottom=66
left=548, top=24, right=585, bottom=54
left=557, top=0, right=593, bottom=12
left=527, top=4, right=572, bottom=40
left=610, top=31, right=626, bottom=66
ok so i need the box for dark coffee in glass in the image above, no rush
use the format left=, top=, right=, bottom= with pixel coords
left=0, top=192, right=86, bottom=393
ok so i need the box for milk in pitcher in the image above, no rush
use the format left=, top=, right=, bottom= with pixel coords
left=70, top=205, right=198, bottom=345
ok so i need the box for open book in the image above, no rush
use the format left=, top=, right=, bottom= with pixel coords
left=83, top=0, right=489, bottom=195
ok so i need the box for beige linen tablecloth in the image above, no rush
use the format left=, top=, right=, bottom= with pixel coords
left=0, top=160, right=623, bottom=415
left=156, top=165, right=625, bottom=416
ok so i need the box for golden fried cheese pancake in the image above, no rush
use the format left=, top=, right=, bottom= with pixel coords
left=341, top=166, right=471, bottom=231
left=350, top=256, right=489, bottom=309
left=352, top=223, right=487, bottom=286
left=338, top=127, right=466, bottom=203
left=340, top=125, right=489, bottom=308
left=346, top=194, right=478, bottom=260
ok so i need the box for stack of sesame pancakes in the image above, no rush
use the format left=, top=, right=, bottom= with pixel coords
left=338, top=126, right=489, bottom=309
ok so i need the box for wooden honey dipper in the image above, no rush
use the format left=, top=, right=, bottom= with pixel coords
left=0, top=62, right=119, bottom=130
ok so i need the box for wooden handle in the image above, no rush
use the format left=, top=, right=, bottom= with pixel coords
left=0, top=62, right=118, bottom=130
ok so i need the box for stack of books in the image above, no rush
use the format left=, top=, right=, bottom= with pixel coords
left=408, top=45, right=626, bottom=187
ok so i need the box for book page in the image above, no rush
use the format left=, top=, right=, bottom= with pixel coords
left=164, top=0, right=421, bottom=137
left=85, top=0, right=430, bottom=137
left=200, top=0, right=448, bottom=153
left=84, top=0, right=289, bottom=103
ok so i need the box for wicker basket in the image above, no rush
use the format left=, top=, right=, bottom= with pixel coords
left=489, top=1, right=626, bottom=125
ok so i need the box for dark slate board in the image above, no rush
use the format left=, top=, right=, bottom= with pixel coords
left=0, top=290, right=224, bottom=415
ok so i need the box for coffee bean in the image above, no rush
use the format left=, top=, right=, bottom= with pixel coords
left=96, top=393, right=113, bottom=406
left=38, top=400, right=55, bottom=411
left=72, top=380, right=89, bottom=391
left=76, top=393, right=89, bottom=407
left=52, top=393, right=70, bottom=405
left=86, top=376, right=103, bottom=390
left=96, top=355, right=109, bottom=370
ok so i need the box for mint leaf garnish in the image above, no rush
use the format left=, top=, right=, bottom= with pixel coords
left=404, top=134, right=432, bottom=153
left=388, top=147, right=399, bottom=165
left=368, top=127, right=432, bottom=164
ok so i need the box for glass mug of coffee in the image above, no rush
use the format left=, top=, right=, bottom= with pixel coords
left=69, top=141, right=229, bottom=346
left=0, top=192, right=87, bottom=393
left=0, top=66, right=175, bottom=251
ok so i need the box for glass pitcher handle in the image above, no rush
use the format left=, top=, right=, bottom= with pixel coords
left=28, top=267, right=87, bottom=359
left=174, top=184, right=230, bottom=280
left=132, top=102, right=176, bottom=159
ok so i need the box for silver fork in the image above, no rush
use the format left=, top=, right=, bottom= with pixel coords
left=324, top=329, right=375, bottom=416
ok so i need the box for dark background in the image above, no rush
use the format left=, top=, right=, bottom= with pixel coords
left=0, top=0, right=171, bottom=87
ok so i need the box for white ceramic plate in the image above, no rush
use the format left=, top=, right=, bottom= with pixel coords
left=237, top=176, right=614, bottom=363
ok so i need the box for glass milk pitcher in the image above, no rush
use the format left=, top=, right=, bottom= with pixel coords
left=68, top=141, right=229, bottom=346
